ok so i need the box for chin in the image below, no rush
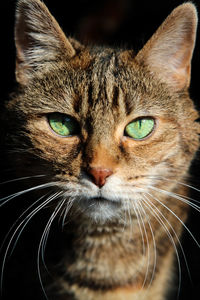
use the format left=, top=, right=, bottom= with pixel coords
left=74, top=196, right=123, bottom=223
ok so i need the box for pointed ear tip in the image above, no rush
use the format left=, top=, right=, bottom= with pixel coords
left=16, top=0, right=43, bottom=12
left=17, top=0, right=41, bottom=5
left=180, top=2, right=197, bottom=11
left=17, top=0, right=32, bottom=7
left=174, top=2, right=198, bottom=21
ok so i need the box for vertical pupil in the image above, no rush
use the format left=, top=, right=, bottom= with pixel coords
left=138, top=120, right=142, bottom=129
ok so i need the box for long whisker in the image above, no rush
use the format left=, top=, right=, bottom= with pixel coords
left=61, top=198, right=75, bottom=230
left=5, top=194, right=49, bottom=258
left=40, top=192, right=64, bottom=266
left=147, top=184, right=200, bottom=211
left=147, top=187, right=200, bottom=248
left=137, top=201, right=157, bottom=290
left=125, top=199, right=132, bottom=236
left=0, top=181, right=59, bottom=207
left=0, top=193, right=47, bottom=255
left=143, top=194, right=192, bottom=282
left=131, top=200, right=150, bottom=288
left=15, top=192, right=62, bottom=259
left=37, top=197, right=66, bottom=300
left=0, top=175, right=47, bottom=186
left=129, top=199, right=146, bottom=254
left=147, top=175, right=200, bottom=197
left=141, top=195, right=182, bottom=298
left=122, top=199, right=128, bottom=232
left=0, top=191, right=61, bottom=293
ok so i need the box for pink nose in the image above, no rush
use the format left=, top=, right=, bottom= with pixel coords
left=88, top=167, right=113, bottom=188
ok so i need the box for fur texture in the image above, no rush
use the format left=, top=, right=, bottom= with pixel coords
left=1, top=1, right=200, bottom=299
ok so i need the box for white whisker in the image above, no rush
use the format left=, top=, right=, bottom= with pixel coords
left=0, top=181, right=59, bottom=207
left=37, top=197, right=66, bottom=300
left=148, top=184, right=200, bottom=211
left=61, top=198, right=75, bottom=230
left=147, top=187, right=200, bottom=248
left=0, top=191, right=61, bottom=293
left=137, top=201, right=157, bottom=290
left=131, top=201, right=146, bottom=256
left=0, top=174, right=47, bottom=186
left=40, top=192, right=64, bottom=265
left=122, top=199, right=128, bottom=232
left=0, top=193, right=48, bottom=255
left=125, top=199, right=132, bottom=236
left=134, top=201, right=151, bottom=289
left=143, top=194, right=192, bottom=281
left=142, top=195, right=182, bottom=298
left=147, top=175, right=200, bottom=196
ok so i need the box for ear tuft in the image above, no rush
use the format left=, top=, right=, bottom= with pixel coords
left=136, top=3, right=198, bottom=91
left=15, top=0, right=76, bottom=84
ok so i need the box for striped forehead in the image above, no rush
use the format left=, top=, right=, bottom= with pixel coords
left=69, top=49, right=138, bottom=123
left=83, top=50, right=127, bottom=112
left=90, top=52, right=117, bottom=103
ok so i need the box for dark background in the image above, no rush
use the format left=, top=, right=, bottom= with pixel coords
left=0, top=0, right=200, bottom=299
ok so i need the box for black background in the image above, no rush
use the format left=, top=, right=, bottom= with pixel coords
left=0, top=1, right=200, bottom=299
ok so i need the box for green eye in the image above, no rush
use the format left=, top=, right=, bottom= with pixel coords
left=48, top=113, right=79, bottom=137
left=125, top=118, right=155, bottom=140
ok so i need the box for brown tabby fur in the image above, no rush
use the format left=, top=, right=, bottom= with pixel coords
left=2, top=0, right=200, bottom=299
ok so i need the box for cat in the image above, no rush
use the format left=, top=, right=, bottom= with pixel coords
left=0, top=0, right=200, bottom=299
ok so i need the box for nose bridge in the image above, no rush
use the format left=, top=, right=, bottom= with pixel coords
left=83, top=108, right=118, bottom=170
left=89, top=142, right=117, bottom=170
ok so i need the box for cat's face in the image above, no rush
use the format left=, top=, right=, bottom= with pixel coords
left=6, top=0, right=200, bottom=223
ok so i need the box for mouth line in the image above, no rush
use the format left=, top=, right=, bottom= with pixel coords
left=92, top=196, right=110, bottom=202
left=89, top=196, right=121, bottom=206
left=76, top=195, right=123, bottom=220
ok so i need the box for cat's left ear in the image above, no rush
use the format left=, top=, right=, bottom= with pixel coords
left=15, top=0, right=76, bottom=85
left=135, top=3, right=198, bottom=91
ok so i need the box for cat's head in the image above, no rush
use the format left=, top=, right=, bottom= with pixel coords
left=6, top=0, right=200, bottom=223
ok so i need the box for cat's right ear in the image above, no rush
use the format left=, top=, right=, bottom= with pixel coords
left=15, top=0, right=76, bottom=85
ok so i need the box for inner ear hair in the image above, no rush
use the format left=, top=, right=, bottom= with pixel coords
left=136, top=3, right=198, bottom=91
left=15, top=0, right=76, bottom=84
